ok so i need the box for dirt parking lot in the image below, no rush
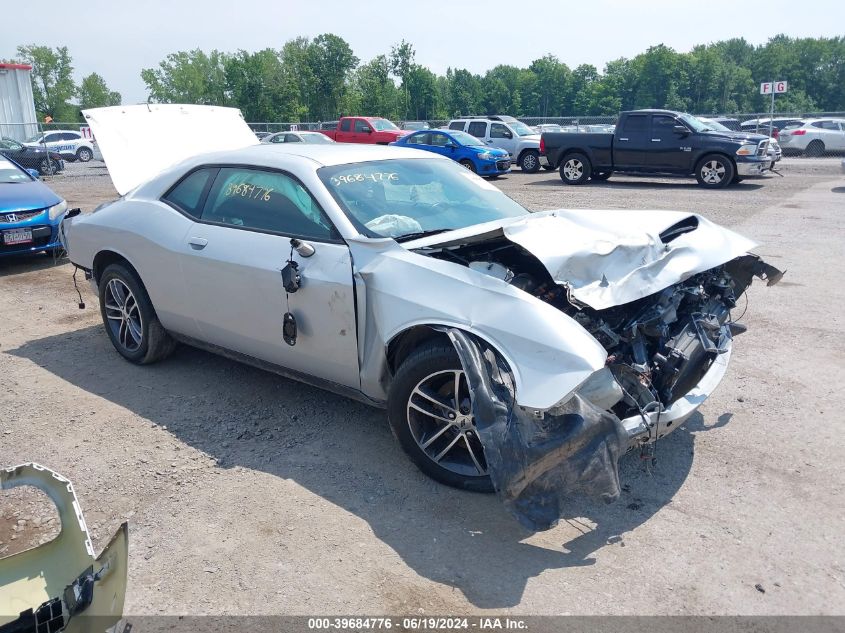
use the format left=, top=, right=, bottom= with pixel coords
left=1, top=158, right=844, bottom=616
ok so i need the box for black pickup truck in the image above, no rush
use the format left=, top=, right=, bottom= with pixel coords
left=539, top=109, right=772, bottom=188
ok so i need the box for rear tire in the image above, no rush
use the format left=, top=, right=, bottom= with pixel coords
left=805, top=140, right=825, bottom=157
left=695, top=154, right=734, bottom=188
left=459, top=159, right=477, bottom=173
left=559, top=153, right=592, bottom=185
left=98, top=263, right=177, bottom=365
left=388, top=341, right=494, bottom=492
left=76, top=147, right=93, bottom=162
left=519, top=150, right=540, bottom=173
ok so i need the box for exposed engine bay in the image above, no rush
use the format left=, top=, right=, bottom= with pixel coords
left=421, top=237, right=783, bottom=420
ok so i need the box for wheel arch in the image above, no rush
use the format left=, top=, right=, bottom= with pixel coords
left=385, top=324, right=515, bottom=380
left=92, top=249, right=143, bottom=286
left=557, top=147, right=594, bottom=169
left=516, top=146, right=539, bottom=165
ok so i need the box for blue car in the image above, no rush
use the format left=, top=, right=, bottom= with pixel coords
left=0, top=155, right=67, bottom=257
left=390, top=129, right=511, bottom=177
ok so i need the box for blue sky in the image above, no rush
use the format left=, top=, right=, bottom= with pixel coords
left=3, top=0, right=844, bottom=104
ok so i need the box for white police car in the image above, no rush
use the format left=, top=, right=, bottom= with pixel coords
left=23, top=130, right=95, bottom=162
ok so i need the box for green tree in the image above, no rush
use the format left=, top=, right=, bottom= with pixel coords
left=141, top=49, right=229, bottom=105
left=307, top=34, right=359, bottom=120
left=16, top=44, right=77, bottom=120
left=78, top=73, right=121, bottom=110
left=354, top=55, right=399, bottom=118
left=389, top=40, right=415, bottom=118
left=405, top=65, right=440, bottom=120
left=224, top=49, right=301, bottom=121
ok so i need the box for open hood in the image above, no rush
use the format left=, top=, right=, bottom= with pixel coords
left=82, top=104, right=259, bottom=196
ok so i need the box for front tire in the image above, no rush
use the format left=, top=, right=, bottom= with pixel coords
left=559, top=152, right=592, bottom=184
left=39, top=158, right=57, bottom=176
left=98, top=263, right=176, bottom=364
left=519, top=150, right=540, bottom=173
left=388, top=341, right=493, bottom=492
left=459, top=159, right=476, bottom=173
left=695, top=154, right=734, bottom=188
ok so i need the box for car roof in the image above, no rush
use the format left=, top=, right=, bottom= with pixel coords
left=192, top=142, right=439, bottom=168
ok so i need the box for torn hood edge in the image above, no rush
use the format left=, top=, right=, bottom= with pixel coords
left=409, top=208, right=759, bottom=311
left=82, top=104, right=259, bottom=196
left=0, top=463, right=128, bottom=632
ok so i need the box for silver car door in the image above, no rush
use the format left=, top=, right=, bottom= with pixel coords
left=489, top=122, right=517, bottom=159
left=176, top=166, right=360, bottom=389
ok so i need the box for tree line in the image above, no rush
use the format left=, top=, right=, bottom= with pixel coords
left=8, top=35, right=845, bottom=123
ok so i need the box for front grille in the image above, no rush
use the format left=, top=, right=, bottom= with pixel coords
left=0, top=209, right=45, bottom=224
left=756, top=140, right=769, bottom=157
left=496, top=160, right=511, bottom=170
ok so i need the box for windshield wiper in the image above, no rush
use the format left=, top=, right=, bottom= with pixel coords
left=395, top=228, right=452, bottom=242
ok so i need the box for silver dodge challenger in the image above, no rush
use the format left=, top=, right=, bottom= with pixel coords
left=63, top=106, right=782, bottom=511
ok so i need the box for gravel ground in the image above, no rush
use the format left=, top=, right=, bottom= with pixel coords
left=1, top=157, right=843, bottom=616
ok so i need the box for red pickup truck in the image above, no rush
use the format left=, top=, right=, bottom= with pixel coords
left=319, top=117, right=409, bottom=144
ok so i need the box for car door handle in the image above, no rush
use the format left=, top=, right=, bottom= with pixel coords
left=188, top=236, right=208, bottom=249
left=619, top=137, right=629, bottom=141
left=651, top=138, right=662, bottom=142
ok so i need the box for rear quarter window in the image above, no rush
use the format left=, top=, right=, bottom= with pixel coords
left=621, top=115, right=648, bottom=134
left=162, top=168, right=216, bottom=217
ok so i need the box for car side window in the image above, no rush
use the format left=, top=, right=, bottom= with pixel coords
left=62, top=132, right=80, bottom=141
left=44, top=133, right=62, bottom=143
left=448, top=121, right=465, bottom=131
left=429, top=133, right=450, bottom=147
left=284, top=134, right=302, bottom=142
left=467, top=122, right=487, bottom=138
left=408, top=133, right=430, bottom=145
left=162, top=168, right=216, bottom=218
left=355, top=120, right=371, bottom=133
left=490, top=123, right=512, bottom=139
left=621, top=115, right=648, bottom=135
left=651, top=115, right=678, bottom=134
left=812, top=120, right=838, bottom=130
left=201, top=168, right=336, bottom=241
left=269, top=134, right=285, bottom=143
left=340, top=119, right=352, bottom=132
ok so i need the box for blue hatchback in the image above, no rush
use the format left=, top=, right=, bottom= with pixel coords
left=0, top=155, right=67, bottom=257
left=390, top=129, right=511, bottom=177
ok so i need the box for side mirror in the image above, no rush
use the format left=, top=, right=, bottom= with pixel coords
left=363, top=128, right=372, bottom=134
left=505, top=131, right=513, bottom=139
left=673, top=125, right=689, bottom=136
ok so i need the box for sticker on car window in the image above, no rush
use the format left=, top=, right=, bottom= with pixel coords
left=224, top=182, right=274, bottom=201
left=330, top=172, right=398, bottom=186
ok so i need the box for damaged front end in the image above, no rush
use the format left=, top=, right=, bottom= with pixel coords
left=0, top=464, right=128, bottom=633
left=444, top=253, right=782, bottom=531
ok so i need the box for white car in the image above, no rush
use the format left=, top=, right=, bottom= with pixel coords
left=23, top=129, right=95, bottom=162
left=62, top=105, right=782, bottom=526
left=261, top=131, right=336, bottom=144
left=448, top=116, right=542, bottom=172
left=778, top=118, right=845, bottom=156
left=698, top=117, right=782, bottom=163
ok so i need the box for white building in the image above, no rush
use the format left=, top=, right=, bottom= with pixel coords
left=0, top=63, right=39, bottom=142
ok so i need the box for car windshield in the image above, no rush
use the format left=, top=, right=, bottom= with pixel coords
left=450, top=131, right=485, bottom=147
left=403, top=122, right=428, bottom=130
left=318, top=158, right=528, bottom=239
left=24, top=133, right=43, bottom=143
left=510, top=121, right=536, bottom=136
left=302, top=133, right=334, bottom=144
left=677, top=113, right=709, bottom=133
left=371, top=118, right=399, bottom=131
left=0, top=138, right=23, bottom=150
left=0, top=157, right=31, bottom=183
left=697, top=118, right=731, bottom=132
